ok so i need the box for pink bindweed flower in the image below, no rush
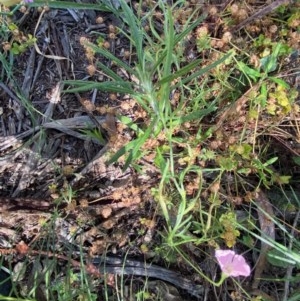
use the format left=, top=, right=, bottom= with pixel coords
left=215, top=249, right=251, bottom=277
left=24, top=0, right=34, bottom=3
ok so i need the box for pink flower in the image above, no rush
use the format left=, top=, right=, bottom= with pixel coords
left=215, top=249, right=251, bottom=277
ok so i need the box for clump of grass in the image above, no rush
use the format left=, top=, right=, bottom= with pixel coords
left=65, top=0, right=232, bottom=170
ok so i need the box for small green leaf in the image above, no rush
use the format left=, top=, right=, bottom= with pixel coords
left=237, top=61, right=261, bottom=81
left=277, top=175, right=291, bottom=184
left=237, top=168, right=251, bottom=175
left=218, top=156, right=238, bottom=171
left=263, top=157, right=278, bottom=166
left=292, top=156, right=300, bottom=166
left=260, top=55, right=277, bottom=73
left=256, top=83, right=267, bottom=107
left=260, top=43, right=284, bottom=73
left=269, top=77, right=290, bottom=88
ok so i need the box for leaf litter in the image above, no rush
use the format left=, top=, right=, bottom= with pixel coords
left=0, top=0, right=300, bottom=300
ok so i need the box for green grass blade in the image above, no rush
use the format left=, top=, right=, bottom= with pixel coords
left=174, top=14, right=207, bottom=45
left=158, top=59, right=202, bottom=85
left=108, top=118, right=157, bottom=167
left=174, top=103, right=218, bottom=125
left=95, top=61, right=124, bottom=82
left=151, top=14, right=205, bottom=74
left=173, top=51, right=233, bottom=88
left=108, top=143, right=133, bottom=165
left=118, top=0, right=144, bottom=64
left=28, top=0, right=110, bottom=11
left=64, top=80, right=135, bottom=94
left=123, top=118, right=157, bottom=169
left=162, top=7, right=174, bottom=80
left=87, top=44, right=137, bottom=77
left=159, top=6, right=175, bottom=117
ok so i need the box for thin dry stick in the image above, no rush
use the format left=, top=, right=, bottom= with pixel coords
left=252, top=190, right=275, bottom=290
left=0, top=241, right=103, bottom=279
left=282, top=207, right=300, bottom=301
left=0, top=82, right=22, bottom=106
left=231, top=0, right=292, bottom=32
left=0, top=196, right=53, bottom=212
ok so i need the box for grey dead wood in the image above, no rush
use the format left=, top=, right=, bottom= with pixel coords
left=232, top=0, right=292, bottom=32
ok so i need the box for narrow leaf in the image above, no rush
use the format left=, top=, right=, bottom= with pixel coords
left=159, top=59, right=202, bottom=85
left=29, top=1, right=110, bottom=11
left=88, top=44, right=137, bottom=77
left=173, top=52, right=233, bottom=88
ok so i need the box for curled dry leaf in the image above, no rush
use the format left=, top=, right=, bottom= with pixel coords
left=16, top=241, right=29, bottom=255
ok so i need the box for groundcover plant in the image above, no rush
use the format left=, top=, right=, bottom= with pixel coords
left=0, top=0, right=299, bottom=300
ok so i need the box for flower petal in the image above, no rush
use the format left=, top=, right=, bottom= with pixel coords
left=215, top=249, right=235, bottom=268
left=215, top=249, right=251, bottom=277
